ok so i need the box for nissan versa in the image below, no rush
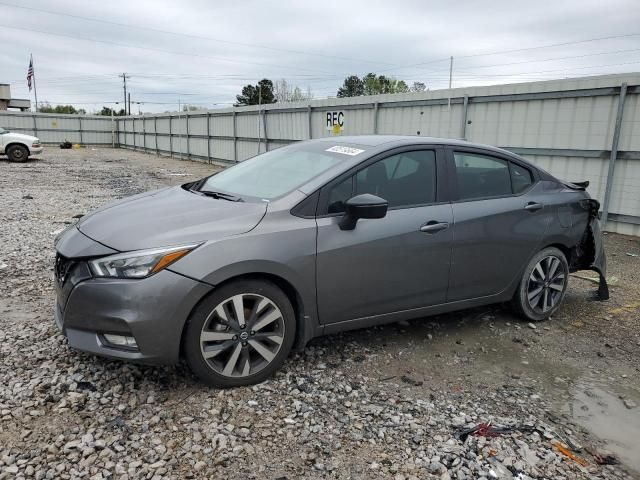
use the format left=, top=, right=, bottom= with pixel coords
left=54, top=136, right=608, bottom=387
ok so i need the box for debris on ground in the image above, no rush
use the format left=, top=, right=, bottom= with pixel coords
left=400, top=375, right=423, bottom=386
left=552, top=441, right=589, bottom=467
left=455, top=421, right=535, bottom=442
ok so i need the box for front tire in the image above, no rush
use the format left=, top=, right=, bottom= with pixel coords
left=183, top=279, right=296, bottom=388
left=513, top=247, right=569, bottom=322
left=6, top=144, right=30, bottom=162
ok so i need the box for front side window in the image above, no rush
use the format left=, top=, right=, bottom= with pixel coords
left=325, top=150, right=436, bottom=213
left=453, top=153, right=511, bottom=200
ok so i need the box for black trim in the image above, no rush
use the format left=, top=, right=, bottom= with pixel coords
left=290, top=190, right=320, bottom=218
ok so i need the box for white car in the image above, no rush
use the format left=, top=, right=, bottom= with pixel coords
left=0, top=127, right=44, bottom=162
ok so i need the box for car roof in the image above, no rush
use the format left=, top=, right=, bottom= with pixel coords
left=308, top=135, right=517, bottom=156
left=293, top=135, right=553, bottom=197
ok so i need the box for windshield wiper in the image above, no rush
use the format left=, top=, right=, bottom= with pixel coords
left=196, top=189, right=243, bottom=202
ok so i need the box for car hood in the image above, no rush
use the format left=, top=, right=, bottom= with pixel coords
left=77, top=186, right=267, bottom=251
left=5, top=132, right=38, bottom=143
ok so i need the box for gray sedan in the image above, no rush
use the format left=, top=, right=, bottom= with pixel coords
left=54, top=136, right=608, bottom=387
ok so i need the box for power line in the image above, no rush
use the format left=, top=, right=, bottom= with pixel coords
left=0, top=1, right=397, bottom=67
left=385, top=32, right=640, bottom=72
left=0, top=23, right=337, bottom=75
left=410, top=47, right=640, bottom=74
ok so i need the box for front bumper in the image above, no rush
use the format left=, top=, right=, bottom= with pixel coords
left=30, top=146, right=44, bottom=155
left=55, top=267, right=212, bottom=365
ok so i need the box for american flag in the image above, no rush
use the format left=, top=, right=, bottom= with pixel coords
left=27, top=56, right=34, bottom=91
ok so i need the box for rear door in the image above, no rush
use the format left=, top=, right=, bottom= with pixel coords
left=315, top=146, right=453, bottom=324
left=447, top=148, right=553, bottom=301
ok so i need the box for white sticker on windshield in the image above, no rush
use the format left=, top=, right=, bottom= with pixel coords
left=325, top=145, right=365, bottom=156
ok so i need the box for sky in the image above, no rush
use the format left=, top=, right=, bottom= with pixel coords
left=2, top=0, right=640, bottom=113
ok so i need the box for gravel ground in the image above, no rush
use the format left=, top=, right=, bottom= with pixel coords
left=1, top=148, right=639, bottom=480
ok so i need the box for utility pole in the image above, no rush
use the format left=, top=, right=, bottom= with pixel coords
left=448, top=56, right=454, bottom=111
left=128, top=93, right=131, bottom=116
left=119, top=73, right=129, bottom=114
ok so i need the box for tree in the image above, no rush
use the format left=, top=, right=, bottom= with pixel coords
left=338, top=74, right=412, bottom=97
left=411, top=81, right=427, bottom=92
left=182, top=105, right=200, bottom=112
left=98, top=106, right=126, bottom=116
left=39, top=102, right=84, bottom=114
left=274, top=79, right=313, bottom=103
left=337, top=75, right=364, bottom=98
left=235, top=79, right=276, bottom=106
left=362, top=74, right=410, bottom=95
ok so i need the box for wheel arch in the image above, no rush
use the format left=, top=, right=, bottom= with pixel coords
left=540, top=242, right=572, bottom=264
left=179, top=271, right=317, bottom=360
left=5, top=142, right=30, bottom=154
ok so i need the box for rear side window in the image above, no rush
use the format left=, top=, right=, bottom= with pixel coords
left=453, top=153, right=511, bottom=200
left=510, top=162, right=534, bottom=194
left=325, top=150, right=436, bottom=214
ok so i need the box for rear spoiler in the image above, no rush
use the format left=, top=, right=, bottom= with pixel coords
left=564, top=180, right=589, bottom=190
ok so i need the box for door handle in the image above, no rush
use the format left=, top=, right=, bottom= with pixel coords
left=420, top=221, right=449, bottom=234
left=524, top=202, right=543, bottom=212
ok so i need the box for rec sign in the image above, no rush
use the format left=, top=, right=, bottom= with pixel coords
left=326, top=111, right=345, bottom=133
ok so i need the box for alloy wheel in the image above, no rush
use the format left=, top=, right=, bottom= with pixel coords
left=526, top=255, right=566, bottom=313
left=199, top=293, right=285, bottom=378
left=11, top=148, right=26, bottom=160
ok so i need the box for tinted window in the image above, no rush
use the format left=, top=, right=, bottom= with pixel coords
left=510, top=162, right=534, bottom=194
left=453, top=153, right=511, bottom=200
left=326, top=150, right=436, bottom=213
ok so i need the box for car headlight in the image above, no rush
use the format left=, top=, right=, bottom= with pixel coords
left=89, top=244, right=200, bottom=279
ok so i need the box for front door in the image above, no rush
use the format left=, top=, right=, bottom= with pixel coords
left=315, top=148, right=453, bottom=324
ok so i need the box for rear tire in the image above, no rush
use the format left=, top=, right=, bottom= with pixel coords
left=6, top=144, right=29, bottom=163
left=183, top=279, right=296, bottom=388
left=513, top=247, right=569, bottom=322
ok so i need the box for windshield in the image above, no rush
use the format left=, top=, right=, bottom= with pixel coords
left=200, top=143, right=352, bottom=200
left=0, top=127, right=8, bottom=134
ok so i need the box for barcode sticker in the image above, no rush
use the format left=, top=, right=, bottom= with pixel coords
left=325, top=145, right=365, bottom=156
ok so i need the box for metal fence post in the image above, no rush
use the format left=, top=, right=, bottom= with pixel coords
left=79, top=117, right=83, bottom=145
left=206, top=112, right=211, bottom=164
left=233, top=111, right=238, bottom=162
left=262, top=109, right=268, bottom=153
left=307, top=105, right=312, bottom=139
left=142, top=117, right=146, bottom=153
left=601, top=83, right=628, bottom=228
left=460, top=94, right=469, bottom=140
left=373, top=102, right=379, bottom=134
left=154, top=117, right=159, bottom=156
left=186, top=112, right=190, bottom=161
left=169, top=115, right=173, bottom=158
left=32, top=114, right=38, bottom=138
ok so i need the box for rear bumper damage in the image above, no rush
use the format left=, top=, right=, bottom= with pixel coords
left=571, top=200, right=609, bottom=300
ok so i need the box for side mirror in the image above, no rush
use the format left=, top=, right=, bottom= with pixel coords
left=339, top=194, right=388, bottom=230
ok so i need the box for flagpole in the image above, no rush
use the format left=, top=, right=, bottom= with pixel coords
left=31, top=54, right=39, bottom=112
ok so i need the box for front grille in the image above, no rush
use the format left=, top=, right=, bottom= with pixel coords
left=54, top=254, right=76, bottom=285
